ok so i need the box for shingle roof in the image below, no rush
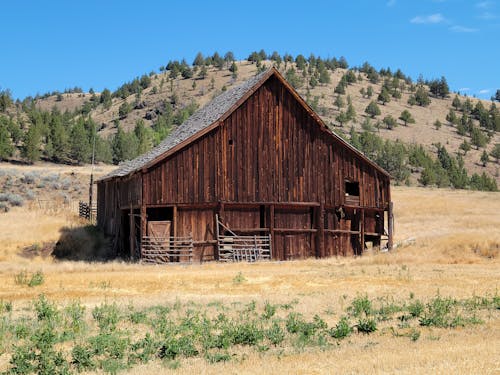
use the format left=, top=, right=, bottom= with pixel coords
left=99, top=69, right=271, bottom=181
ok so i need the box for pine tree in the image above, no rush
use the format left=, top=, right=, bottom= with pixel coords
left=399, top=110, right=415, bottom=126
left=480, top=150, right=489, bottom=167
left=193, top=52, right=205, bottom=67
left=365, top=101, right=381, bottom=118
left=334, top=95, right=344, bottom=111
left=446, top=109, right=457, bottom=125
left=0, top=124, right=13, bottom=160
left=452, top=95, right=461, bottom=110
left=346, top=103, right=356, bottom=122
left=383, top=115, right=397, bottom=130
left=134, top=119, right=151, bottom=155
left=459, top=140, right=471, bottom=155
left=335, top=112, right=349, bottom=127
left=21, top=125, right=41, bottom=163
left=434, top=119, right=442, bottom=130
left=471, top=127, right=487, bottom=149
left=377, top=87, right=391, bottom=105
left=414, top=86, right=431, bottom=106
left=70, top=120, right=91, bottom=164
left=366, top=86, right=374, bottom=98
left=490, top=143, right=500, bottom=163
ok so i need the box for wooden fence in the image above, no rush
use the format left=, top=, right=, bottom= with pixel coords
left=218, top=234, right=272, bottom=262
left=141, top=236, right=194, bottom=264
left=78, top=201, right=97, bottom=223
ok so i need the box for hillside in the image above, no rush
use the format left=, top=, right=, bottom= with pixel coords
left=3, top=55, right=500, bottom=188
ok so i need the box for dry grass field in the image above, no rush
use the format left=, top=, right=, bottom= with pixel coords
left=0, top=185, right=499, bottom=374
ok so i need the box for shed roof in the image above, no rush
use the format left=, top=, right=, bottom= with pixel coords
left=99, top=67, right=389, bottom=182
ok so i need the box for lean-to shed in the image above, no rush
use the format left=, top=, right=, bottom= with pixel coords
left=97, top=67, right=393, bottom=262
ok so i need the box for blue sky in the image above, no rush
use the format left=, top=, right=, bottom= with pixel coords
left=1, top=0, right=499, bottom=100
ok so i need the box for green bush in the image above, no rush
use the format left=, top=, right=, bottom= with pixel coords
left=329, top=316, right=352, bottom=339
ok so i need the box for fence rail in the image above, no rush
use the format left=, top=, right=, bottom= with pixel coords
left=218, top=234, right=272, bottom=262
left=78, top=201, right=97, bottom=223
left=141, top=236, right=194, bottom=264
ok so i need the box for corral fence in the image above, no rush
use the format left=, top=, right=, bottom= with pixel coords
left=141, top=236, right=194, bottom=264
left=78, top=201, right=97, bottom=223
left=218, top=234, right=272, bottom=262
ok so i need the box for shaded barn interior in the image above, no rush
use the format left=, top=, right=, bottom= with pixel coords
left=96, top=68, right=393, bottom=262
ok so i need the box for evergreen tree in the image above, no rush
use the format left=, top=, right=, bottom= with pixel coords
left=434, top=119, right=442, bottom=130
left=100, top=88, right=112, bottom=109
left=366, top=86, right=374, bottom=98
left=446, top=109, right=457, bottom=125
left=480, top=150, right=489, bottom=166
left=494, top=89, right=500, bottom=102
left=365, top=101, right=381, bottom=118
left=118, top=101, right=131, bottom=119
left=452, top=95, right=461, bottom=110
left=459, top=140, right=471, bottom=155
left=198, top=66, right=208, bottom=80
left=285, top=67, right=303, bottom=89
left=193, top=52, right=205, bottom=67
left=346, top=102, right=356, bottom=122
left=70, top=120, right=91, bottom=164
left=48, top=113, right=69, bottom=162
left=134, top=119, right=151, bottom=155
left=318, top=68, right=330, bottom=84
left=334, top=82, right=346, bottom=95
left=471, top=127, right=487, bottom=149
left=335, top=111, right=349, bottom=127
left=377, top=87, right=391, bottom=105
left=399, top=110, right=415, bottom=126
left=295, top=54, right=307, bottom=70
left=383, top=115, right=397, bottom=130
left=334, top=95, right=344, bottom=111
left=490, top=143, right=500, bottom=163
left=21, top=125, right=41, bottom=163
left=0, top=123, right=13, bottom=160
left=95, top=136, right=113, bottom=164
left=414, top=86, right=431, bottom=106
left=0, top=90, right=13, bottom=112
left=224, top=51, right=235, bottom=66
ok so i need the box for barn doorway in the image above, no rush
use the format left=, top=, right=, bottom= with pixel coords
left=119, top=208, right=141, bottom=259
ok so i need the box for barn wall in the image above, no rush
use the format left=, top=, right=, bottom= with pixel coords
left=142, top=75, right=390, bottom=209
left=102, top=73, right=391, bottom=261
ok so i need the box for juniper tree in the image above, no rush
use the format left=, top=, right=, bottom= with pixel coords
left=383, top=115, right=397, bottom=130
left=399, top=110, right=415, bottom=126
left=0, top=123, right=13, bottom=160
left=452, top=95, right=461, bottom=110
left=480, top=150, right=489, bottom=166
left=490, top=144, right=500, bottom=163
left=378, top=87, right=391, bottom=105
left=459, top=140, right=471, bottom=155
left=365, top=101, right=381, bottom=118
left=334, top=95, right=344, bottom=111
left=21, top=125, right=41, bottom=163
left=434, top=119, right=442, bottom=130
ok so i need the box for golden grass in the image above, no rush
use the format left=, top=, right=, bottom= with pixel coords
left=0, top=186, right=499, bottom=373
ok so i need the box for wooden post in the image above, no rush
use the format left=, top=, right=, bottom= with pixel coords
left=388, top=201, right=394, bottom=250
left=316, top=203, right=324, bottom=258
left=269, top=204, right=275, bottom=260
left=360, top=208, right=365, bottom=255
left=140, top=174, right=147, bottom=259
left=129, top=205, right=134, bottom=259
left=172, top=205, right=178, bottom=237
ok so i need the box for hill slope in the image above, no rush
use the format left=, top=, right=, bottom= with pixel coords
left=6, top=57, right=500, bottom=187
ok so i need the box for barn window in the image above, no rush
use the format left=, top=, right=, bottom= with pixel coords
left=345, top=180, right=359, bottom=197
left=228, top=139, right=233, bottom=145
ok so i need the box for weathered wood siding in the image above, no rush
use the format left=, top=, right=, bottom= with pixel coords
left=142, top=76, right=389, bottom=208
left=98, top=73, right=391, bottom=260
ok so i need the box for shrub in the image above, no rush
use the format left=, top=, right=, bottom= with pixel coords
left=348, top=295, right=372, bottom=317
left=329, top=316, right=352, bottom=339
left=0, top=193, right=24, bottom=207
left=71, top=344, right=95, bottom=371
left=356, top=318, right=377, bottom=334
left=92, top=303, right=120, bottom=332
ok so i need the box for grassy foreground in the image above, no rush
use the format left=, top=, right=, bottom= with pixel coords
left=0, top=186, right=499, bottom=374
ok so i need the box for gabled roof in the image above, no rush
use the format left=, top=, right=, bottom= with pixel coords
left=99, top=67, right=389, bottom=182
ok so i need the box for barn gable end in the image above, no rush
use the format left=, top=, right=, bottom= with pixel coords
left=97, top=68, right=392, bottom=261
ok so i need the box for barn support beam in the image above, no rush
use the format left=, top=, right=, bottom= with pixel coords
left=360, top=208, right=365, bottom=255
left=388, top=202, right=394, bottom=250
left=129, top=205, right=134, bottom=259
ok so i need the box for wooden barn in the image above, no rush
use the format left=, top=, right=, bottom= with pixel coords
left=96, top=67, right=393, bottom=263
